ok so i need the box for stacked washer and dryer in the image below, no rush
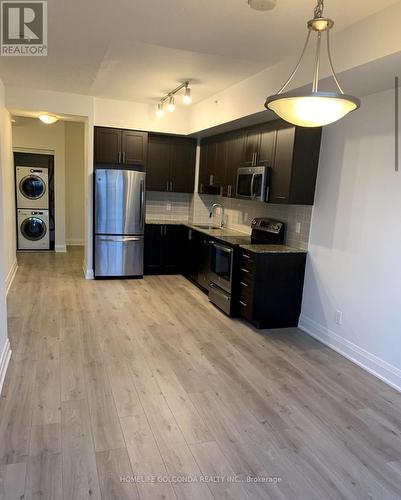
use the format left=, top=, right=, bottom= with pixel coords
left=16, top=166, right=50, bottom=250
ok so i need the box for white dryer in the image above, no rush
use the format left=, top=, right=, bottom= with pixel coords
left=16, top=166, right=49, bottom=209
left=17, top=209, right=50, bottom=250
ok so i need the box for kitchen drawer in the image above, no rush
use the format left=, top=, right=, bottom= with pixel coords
left=238, top=278, right=254, bottom=299
left=240, top=252, right=255, bottom=272
left=239, top=265, right=254, bottom=282
left=238, top=296, right=254, bottom=321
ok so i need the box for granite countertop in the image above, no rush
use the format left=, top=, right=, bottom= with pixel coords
left=146, top=219, right=188, bottom=225
left=240, top=244, right=307, bottom=254
left=145, top=219, right=306, bottom=254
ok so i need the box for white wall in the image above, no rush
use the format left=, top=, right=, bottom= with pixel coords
left=65, top=122, right=85, bottom=245
left=300, top=87, right=401, bottom=390
left=0, top=80, right=12, bottom=390
left=94, top=97, right=190, bottom=135
left=0, top=86, right=16, bottom=291
left=12, top=118, right=67, bottom=251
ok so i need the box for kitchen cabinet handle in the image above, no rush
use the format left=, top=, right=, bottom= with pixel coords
left=99, top=236, right=141, bottom=242
left=166, top=181, right=169, bottom=192
left=240, top=281, right=248, bottom=287
left=241, top=268, right=250, bottom=273
left=122, top=151, right=126, bottom=163
left=210, top=174, right=214, bottom=185
left=170, top=181, right=173, bottom=192
left=211, top=241, right=233, bottom=254
left=275, top=196, right=287, bottom=200
left=242, top=253, right=252, bottom=260
left=117, top=152, right=121, bottom=163
left=200, top=183, right=204, bottom=194
left=239, top=300, right=248, bottom=307
left=160, top=225, right=163, bottom=236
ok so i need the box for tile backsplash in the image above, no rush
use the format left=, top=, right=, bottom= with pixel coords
left=146, top=191, right=191, bottom=221
left=146, top=191, right=312, bottom=250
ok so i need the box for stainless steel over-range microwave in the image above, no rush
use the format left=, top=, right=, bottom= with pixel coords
left=236, top=166, right=271, bottom=202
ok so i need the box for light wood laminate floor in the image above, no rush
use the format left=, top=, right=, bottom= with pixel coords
left=1, top=247, right=401, bottom=499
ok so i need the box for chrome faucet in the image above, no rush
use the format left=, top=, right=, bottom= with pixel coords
left=209, top=203, right=225, bottom=227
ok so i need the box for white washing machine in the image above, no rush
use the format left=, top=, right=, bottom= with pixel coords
left=17, top=209, right=50, bottom=250
left=16, top=166, right=49, bottom=209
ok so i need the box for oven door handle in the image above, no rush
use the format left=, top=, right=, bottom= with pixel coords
left=210, top=241, right=233, bottom=254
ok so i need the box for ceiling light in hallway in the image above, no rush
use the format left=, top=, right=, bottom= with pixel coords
left=248, top=0, right=277, bottom=11
left=265, top=0, right=360, bottom=127
left=38, top=114, right=59, bottom=124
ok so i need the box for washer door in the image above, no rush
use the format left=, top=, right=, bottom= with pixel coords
left=21, top=217, right=47, bottom=241
left=19, top=175, right=46, bottom=200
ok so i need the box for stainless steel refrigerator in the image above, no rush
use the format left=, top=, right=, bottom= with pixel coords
left=94, top=168, right=145, bottom=278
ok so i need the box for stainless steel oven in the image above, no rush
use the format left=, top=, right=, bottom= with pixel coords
left=209, top=241, right=234, bottom=315
left=236, top=166, right=271, bottom=202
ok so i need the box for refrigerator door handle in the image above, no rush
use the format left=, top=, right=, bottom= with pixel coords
left=139, top=179, right=145, bottom=230
left=98, top=236, right=142, bottom=242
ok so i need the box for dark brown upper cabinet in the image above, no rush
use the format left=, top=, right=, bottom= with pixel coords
left=270, top=124, right=322, bottom=205
left=170, top=138, right=196, bottom=193
left=121, top=130, right=148, bottom=166
left=146, top=135, right=171, bottom=192
left=224, top=130, right=244, bottom=197
left=198, top=131, right=244, bottom=197
left=242, top=124, right=276, bottom=167
left=243, top=128, right=260, bottom=166
left=198, top=139, right=225, bottom=195
left=147, top=134, right=196, bottom=193
left=94, top=127, right=148, bottom=167
left=94, top=127, right=121, bottom=164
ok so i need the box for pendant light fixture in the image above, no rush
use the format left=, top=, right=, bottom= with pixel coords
left=265, top=0, right=360, bottom=127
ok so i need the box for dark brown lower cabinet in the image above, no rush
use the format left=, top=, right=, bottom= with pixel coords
left=144, top=224, right=186, bottom=275
left=236, top=249, right=307, bottom=328
left=183, top=229, right=210, bottom=292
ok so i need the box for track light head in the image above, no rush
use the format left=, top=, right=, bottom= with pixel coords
left=167, top=96, right=176, bottom=112
left=183, top=86, right=192, bottom=105
left=156, top=103, right=165, bottom=117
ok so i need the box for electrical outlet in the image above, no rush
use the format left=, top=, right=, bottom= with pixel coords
left=335, top=310, right=343, bottom=325
left=166, top=202, right=172, bottom=212
left=295, top=222, right=301, bottom=234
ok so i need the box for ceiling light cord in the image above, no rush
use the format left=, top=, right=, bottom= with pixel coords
left=314, top=0, right=324, bottom=19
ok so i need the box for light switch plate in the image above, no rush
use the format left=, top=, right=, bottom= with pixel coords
left=295, top=222, right=301, bottom=234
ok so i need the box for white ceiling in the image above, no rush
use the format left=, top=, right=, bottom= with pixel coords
left=0, top=0, right=399, bottom=106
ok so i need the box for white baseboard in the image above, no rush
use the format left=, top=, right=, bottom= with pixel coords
left=55, top=244, right=67, bottom=253
left=0, top=339, right=11, bottom=395
left=83, top=266, right=94, bottom=280
left=5, top=260, right=18, bottom=295
left=299, top=314, right=401, bottom=393
left=66, top=239, right=84, bottom=246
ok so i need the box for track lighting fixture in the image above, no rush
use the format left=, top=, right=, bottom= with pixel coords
left=155, top=81, right=192, bottom=117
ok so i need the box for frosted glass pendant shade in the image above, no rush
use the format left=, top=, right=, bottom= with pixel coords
left=265, top=92, right=360, bottom=127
